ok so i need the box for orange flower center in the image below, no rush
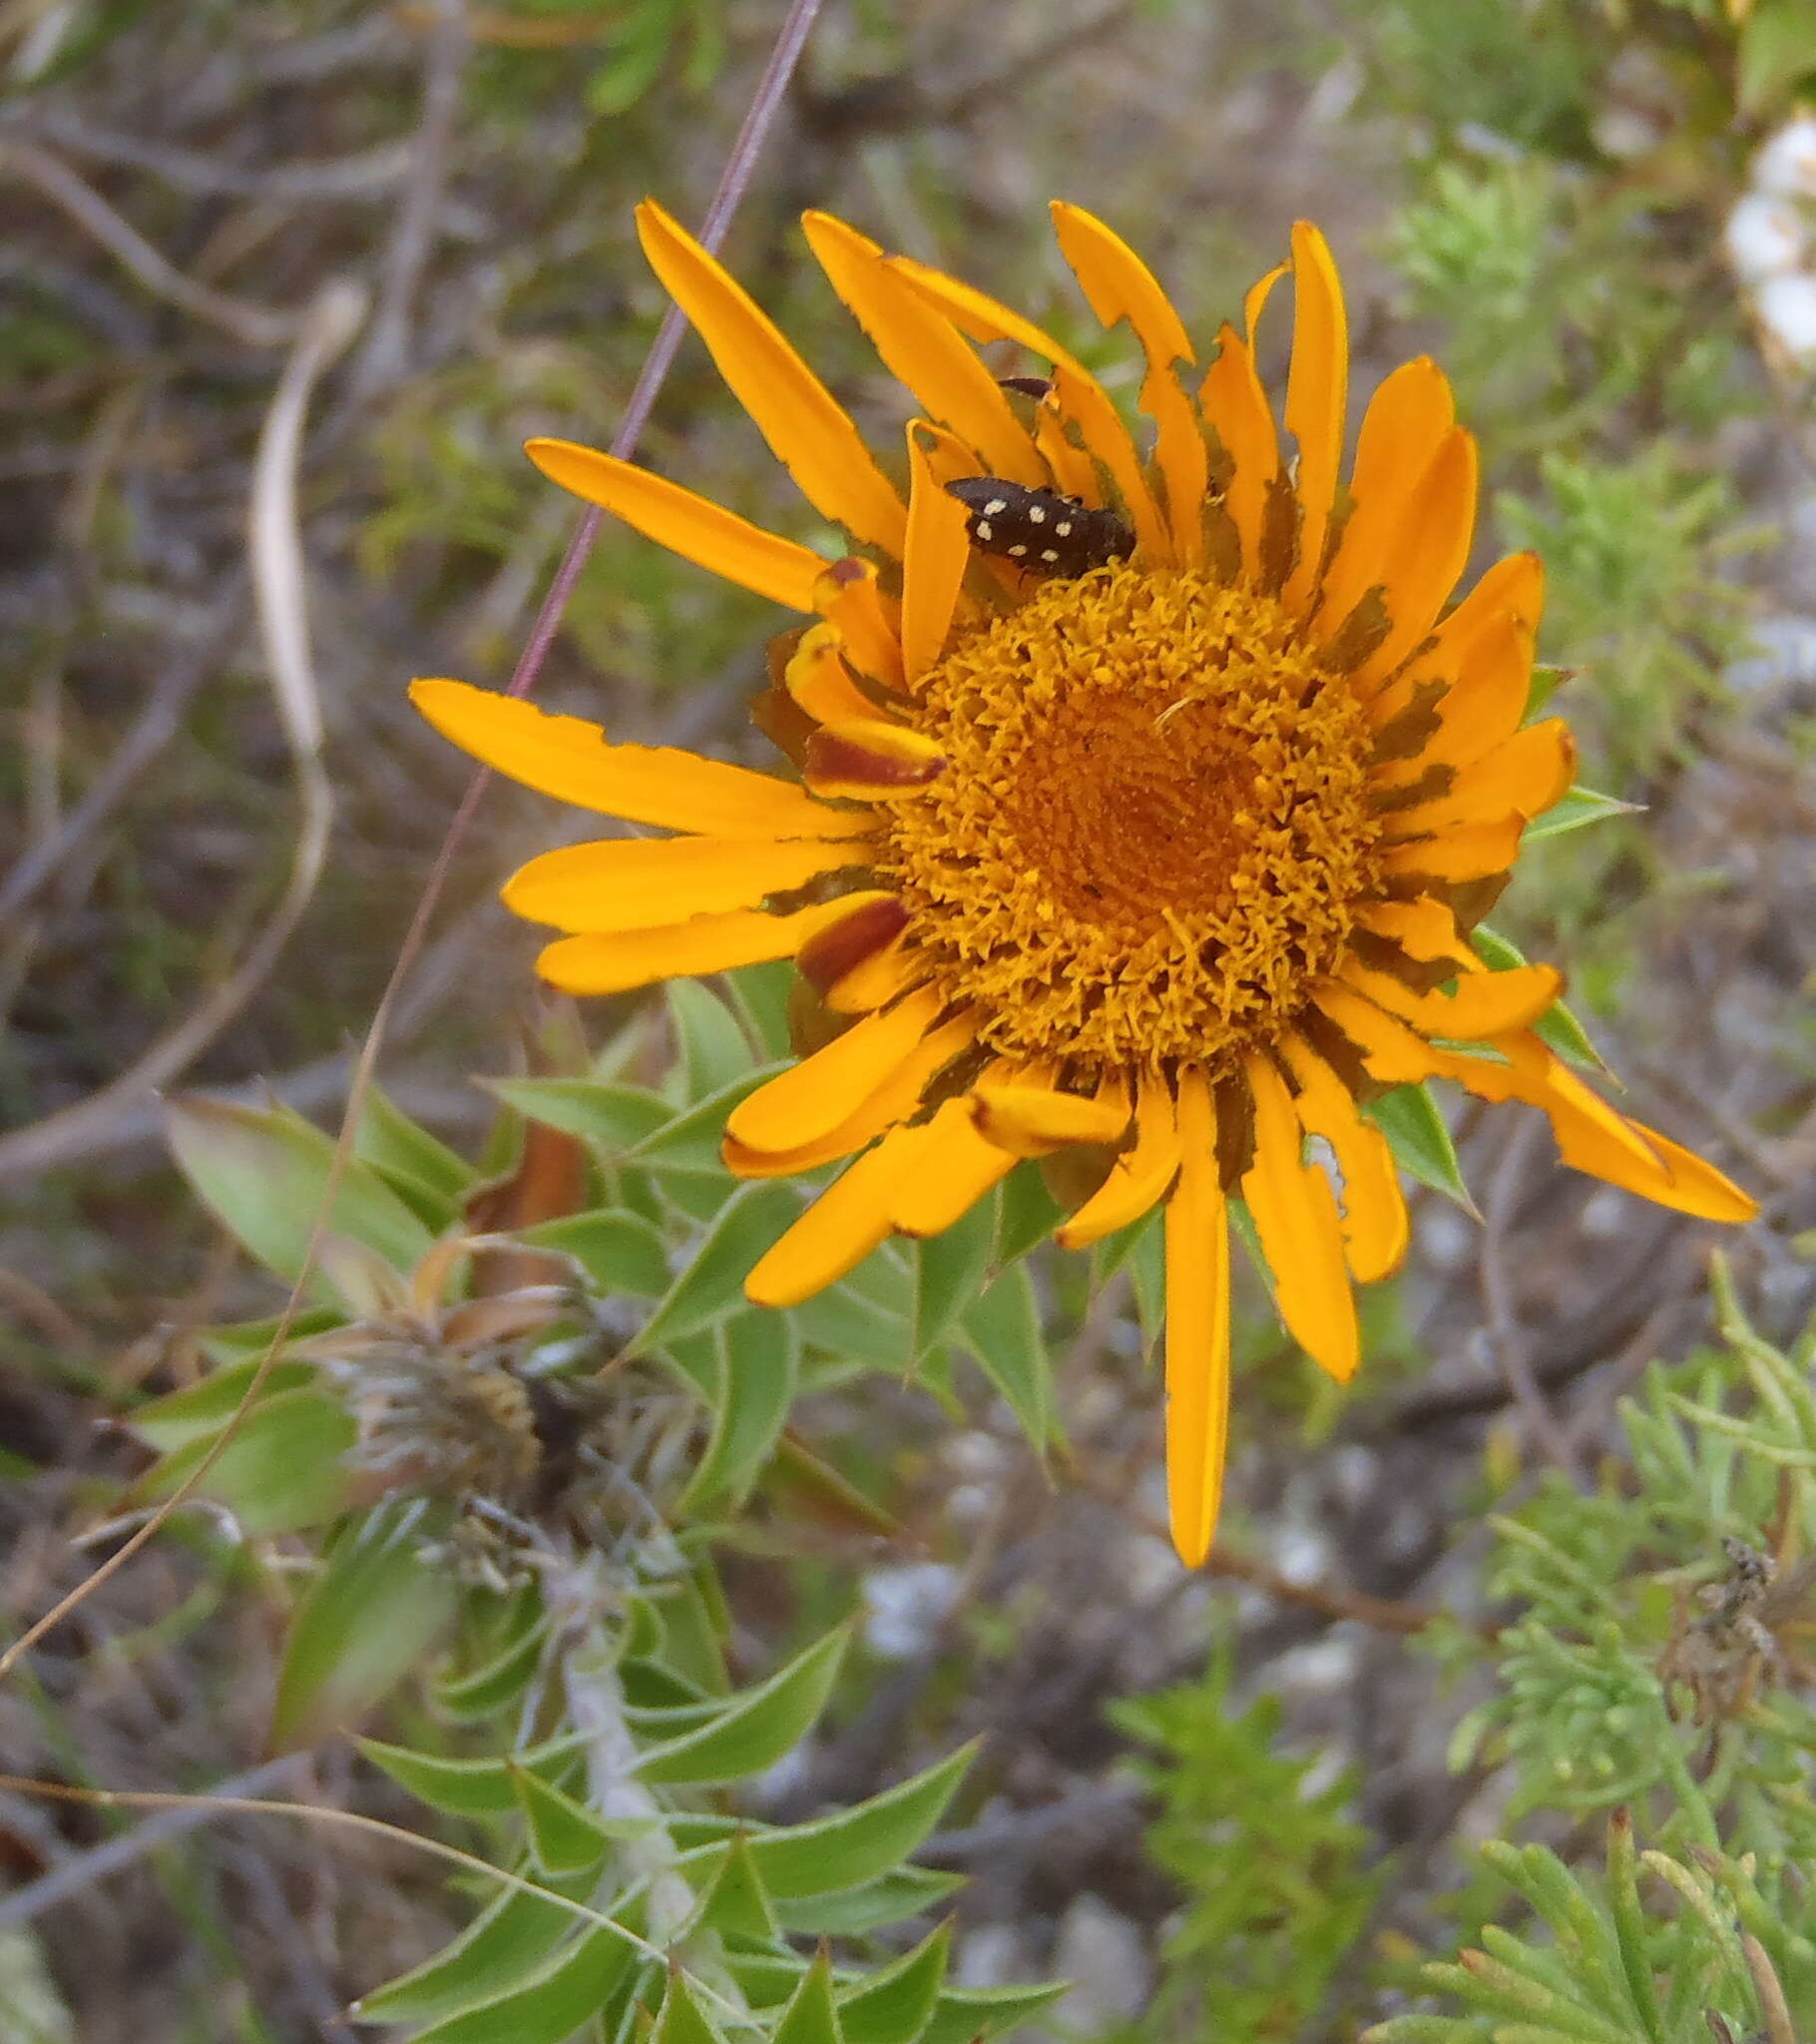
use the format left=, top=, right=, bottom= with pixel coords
left=884, top=564, right=1384, bottom=1070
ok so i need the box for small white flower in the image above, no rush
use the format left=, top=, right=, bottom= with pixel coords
left=1724, top=193, right=1808, bottom=283
left=1756, top=269, right=1816, bottom=368
left=1753, top=115, right=1816, bottom=201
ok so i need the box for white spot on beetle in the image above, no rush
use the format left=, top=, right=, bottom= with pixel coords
left=984, top=498, right=1009, bottom=516
left=1041, top=549, right=1060, bottom=563
left=1054, top=520, right=1074, bottom=536
left=1028, top=504, right=1047, bottom=523
left=1008, top=544, right=1029, bottom=557
left=976, top=521, right=994, bottom=541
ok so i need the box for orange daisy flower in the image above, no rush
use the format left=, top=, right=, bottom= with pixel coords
left=413, top=202, right=1756, bottom=1564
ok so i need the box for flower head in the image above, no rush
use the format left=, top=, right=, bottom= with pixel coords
left=413, top=202, right=1755, bottom=1564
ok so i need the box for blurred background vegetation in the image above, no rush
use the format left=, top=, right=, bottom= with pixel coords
left=2, top=0, right=1816, bottom=2039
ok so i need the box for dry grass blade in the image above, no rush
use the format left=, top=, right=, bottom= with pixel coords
left=250, top=278, right=369, bottom=757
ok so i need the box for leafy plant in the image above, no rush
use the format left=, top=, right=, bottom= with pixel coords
left=1105, top=1647, right=1382, bottom=2040
left=146, top=969, right=1076, bottom=2038
left=1375, top=1272, right=1816, bottom=2037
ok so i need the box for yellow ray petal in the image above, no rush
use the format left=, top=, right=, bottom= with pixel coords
left=1241, top=1052, right=1359, bottom=1381
left=637, top=200, right=907, bottom=556
left=1338, top=957, right=1562, bottom=1041
left=1314, top=1002, right=1754, bottom=1224
left=784, top=624, right=884, bottom=725
left=1403, top=610, right=1537, bottom=769
left=503, top=830, right=873, bottom=932
left=1030, top=388, right=1103, bottom=506
left=723, top=1003, right=978, bottom=1177
left=969, top=1082, right=1132, bottom=1159
left=1055, top=1070, right=1182, bottom=1249
left=801, top=211, right=1046, bottom=487
left=1279, top=223, right=1349, bottom=616
left=1312, top=357, right=1456, bottom=636
left=1280, top=1035, right=1410, bottom=1283
left=1310, top=981, right=1444, bottom=1087
left=1548, top=1111, right=1758, bottom=1223
left=1051, top=203, right=1206, bottom=566
left=1388, top=720, right=1577, bottom=832
left=743, top=1131, right=921, bottom=1307
left=1418, top=1029, right=1652, bottom=1155
left=524, top=438, right=826, bottom=610
left=534, top=900, right=839, bottom=995
left=886, top=252, right=1168, bottom=560
left=1343, top=427, right=1478, bottom=690
left=726, top=983, right=947, bottom=1152
left=1378, top=814, right=1525, bottom=883
left=1367, top=551, right=1542, bottom=738
left=411, top=679, right=843, bottom=836
left=803, top=718, right=946, bottom=799
left=889, top=1093, right=1019, bottom=1237
left=1354, top=895, right=1469, bottom=965
left=906, top=417, right=1031, bottom=600
left=902, top=424, right=976, bottom=681
left=814, top=558, right=907, bottom=695
left=823, top=930, right=917, bottom=1014
left=797, top=892, right=908, bottom=1000
left=1424, top=1031, right=1755, bottom=1223
left=1163, top=1067, right=1231, bottom=1568
left=1197, top=322, right=1278, bottom=579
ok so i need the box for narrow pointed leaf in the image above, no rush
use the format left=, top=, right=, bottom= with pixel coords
left=669, top=979, right=758, bottom=1100
left=635, top=1625, right=850, bottom=1786
left=1367, top=1083, right=1474, bottom=1212
left=775, top=1868, right=969, bottom=1938
left=696, top=1833, right=780, bottom=1940
left=486, top=1078, right=673, bottom=1154
left=839, top=1923, right=952, bottom=2044
left=357, top=1732, right=586, bottom=1817
left=633, top=1067, right=786, bottom=1176
left=524, top=1209, right=672, bottom=1295
left=511, top=1764, right=616, bottom=1877
left=994, top=1164, right=1065, bottom=1265
left=355, top=1083, right=475, bottom=1212
left=683, top=1309, right=799, bottom=1510
left=132, top=1357, right=314, bottom=1450
left=272, top=1501, right=458, bottom=1747
left=351, top=1860, right=614, bottom=2025
left=1472, top=925, right=1604, bottom=1071
left=956, top=1265, right=1051, bottom=1447
left=167, top=1097, right=431, bottom=1303
left=407, top=1919, right=645, bottom=2044
left=919, top=1981, right=1070, bottom=2044
left=1523, top=783, right=1641, bottom=840
left=731, top=1742, right=979, bottom=1898
left=435, top=1602, right=551, bottom=1722
left=791, top=1281, right=913, bottom=1371
left=633, top=1183, right=804, bottom=1354
left=913, top=1198, right=996, bottom=1360
left=773, top=1952, right=845, bottom=2044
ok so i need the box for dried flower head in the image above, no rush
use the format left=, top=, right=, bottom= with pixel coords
left=297, top=1235, right=695, bottom=1573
